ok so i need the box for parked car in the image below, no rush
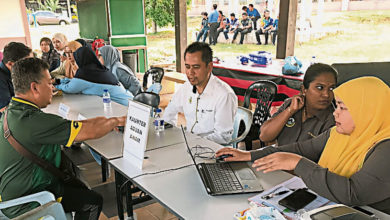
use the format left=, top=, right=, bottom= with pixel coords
left=29, top=11, right=71, bottom=25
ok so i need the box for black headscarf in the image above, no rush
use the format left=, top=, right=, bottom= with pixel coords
left=41, top=43, right=60, bottom=72
left=73, top=46, right=119, bottom=85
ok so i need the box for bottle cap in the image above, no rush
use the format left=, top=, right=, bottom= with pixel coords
left=156, top=108, right=162, bottom=113
left=104, top=89, right=108, bottom=92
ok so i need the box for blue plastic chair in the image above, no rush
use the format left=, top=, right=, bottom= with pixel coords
left=0, top=191, right=70, bottom=220
left=223, top=106, right=253, bottom=149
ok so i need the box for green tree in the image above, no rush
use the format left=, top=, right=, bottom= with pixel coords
left=37, top=0, right=62, bottom=12
left=145, top=0, right=192, bottom=33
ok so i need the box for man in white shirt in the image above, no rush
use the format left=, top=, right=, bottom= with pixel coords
left=163, top=42, right=238, bottom=144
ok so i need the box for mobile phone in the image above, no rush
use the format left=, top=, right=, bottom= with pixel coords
left=278, top=188, right=317, bottom=211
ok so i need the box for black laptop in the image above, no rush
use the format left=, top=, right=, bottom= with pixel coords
left=181, top=128, right=264, bottom=196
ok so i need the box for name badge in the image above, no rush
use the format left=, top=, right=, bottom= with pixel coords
left=58, top=103, right=70, bottom=118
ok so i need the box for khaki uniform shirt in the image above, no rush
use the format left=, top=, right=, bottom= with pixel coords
left=272, top=98, right=335, bottom=146
left=0, top=97, right=82, bottom=218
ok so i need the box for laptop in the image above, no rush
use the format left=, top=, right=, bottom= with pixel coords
left=181, top=127, right=264, bottom=196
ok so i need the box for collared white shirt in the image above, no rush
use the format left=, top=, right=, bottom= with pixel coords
left=163, top=74, right=238, bottom=144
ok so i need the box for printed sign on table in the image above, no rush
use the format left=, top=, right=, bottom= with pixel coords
left=123, top=100, right=152, bottom=169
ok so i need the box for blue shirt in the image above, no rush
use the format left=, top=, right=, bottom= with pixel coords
left=248, top=8, right=260, bottom=17
left=261, top=17, right=274, bottom=29
left=229, top=18, right=239, bottom=28
left=0, top=61, right=13, bottom=111
left=208, top=10, right=219, bottom=23
left=273, top=19, right=278, bottom=30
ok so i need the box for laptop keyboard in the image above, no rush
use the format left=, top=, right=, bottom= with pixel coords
left=204, top=163, right=243, bottom=192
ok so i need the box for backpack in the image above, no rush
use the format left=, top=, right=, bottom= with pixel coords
left=92, top=39, right=105, bottom=56
left=282, top=56, right=303, bottom=75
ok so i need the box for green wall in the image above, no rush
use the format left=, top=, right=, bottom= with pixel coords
left=77, top=0, right=109, bottom=40
left=109, top=0, right=145, bottom=35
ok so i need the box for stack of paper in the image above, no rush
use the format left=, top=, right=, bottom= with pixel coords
left=248, top=176, right=335, bottom=219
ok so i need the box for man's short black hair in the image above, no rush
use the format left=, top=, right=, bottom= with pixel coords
left=213, top=4, right=217, bottom=9
left=184, top=42, right=213, bottom=65
left=242, top=6, right=248, bottom=10
left=249, top=4, right=254, bottom=7
left=202, top=11, right=208, bottom=16
left=230, top=13, right=235, bottom=17
left=242, top=12, right=248, bottom=16
left=12, top=57, right=49, bottom=94
left=2, top=42, right=32, bottom=64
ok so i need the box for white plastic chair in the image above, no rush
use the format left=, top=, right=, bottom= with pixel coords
left=224, top=106, right=253, bottom=148
left=0, top=191, right=70, bottom=220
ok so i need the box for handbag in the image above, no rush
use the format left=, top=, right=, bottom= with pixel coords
left=3, top=109, right=87, bottom=189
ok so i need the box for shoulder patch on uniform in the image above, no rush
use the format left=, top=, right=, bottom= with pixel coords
left=73, top=121, right=79, bottom=129
left=286, top=117, right=295, bottom=128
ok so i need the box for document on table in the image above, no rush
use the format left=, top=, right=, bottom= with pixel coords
left=248, top=176, right=335, bottom=218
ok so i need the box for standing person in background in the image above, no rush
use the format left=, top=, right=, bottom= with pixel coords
left=52, top=33, right=68, bottom=62
left=196, top=12, right=209, bottom=43
left=98, top=45, right=142, bottom=96
left=232, top=12, right=253, bottom=44
left=248, top=4, right=261, bottom=30
left=216, top=14, right=230, bottom=42
left=208, top=4, right=219, bottom=45
left=271, top=16, right=278, bottom=45
left=255, top=10, right=274, bottom=45
left=39, top=37, right=60, bottom=72
left=0, top=42, right=32, bottom=116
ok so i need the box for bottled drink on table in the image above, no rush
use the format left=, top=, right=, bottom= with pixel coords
left=103, top=89, right=112, bottom=109
left=154, top=108, right=164, bottom=134
left=311, top=56, right=317, bottom=65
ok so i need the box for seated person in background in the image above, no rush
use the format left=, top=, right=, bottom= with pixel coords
left=248, top=4, right=261, bottom=30
left=217, top=77, right=390, bottom=214
left=196, top=12, right=209, bottom=43
left=56, top=47, right=132, bottom=106
left=255, top=10, right=274, bottom=45
left=260, top=63, right=337, bottom=146
left=39, top=37, right=60, bottom=71
left=52, top=33, right=68, bottom=62
left=163, top=42, right=237, bottom=145
left=98, top=45, right=142, bottom=96
left=224, top=13, right=239, bottom=40
left=271, top=16, right=278, bottom=45
left=0, top=57, right=125, bottom=219
left=232, top=12, right=253, bottom=44
left=50, top=41, right=82, bottom=79
left=73, top=46, right=119, bottom=85
left=216, top=14, right=230, bottom=42
left=0, top=42, right=32, bottom=115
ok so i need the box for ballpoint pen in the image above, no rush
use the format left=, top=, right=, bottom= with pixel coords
left=262, top=190, right=290, bottom=200
left=261, top=186, right=282, bottom=199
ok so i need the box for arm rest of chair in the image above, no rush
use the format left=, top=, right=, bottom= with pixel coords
left=0, top=191, right=55, bottom=210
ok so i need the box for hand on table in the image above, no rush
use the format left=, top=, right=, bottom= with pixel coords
left=252, top=152, right=302, bottom=173
left=215, top=148, right=251, bottom=162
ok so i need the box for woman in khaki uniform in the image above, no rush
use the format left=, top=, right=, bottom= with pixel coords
left=217, top=77, right=390, bottom=214
left=260, top=63, right=337, bottom=146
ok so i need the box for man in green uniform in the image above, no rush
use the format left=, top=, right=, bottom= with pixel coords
left=0, top=58, right=125, bottom=219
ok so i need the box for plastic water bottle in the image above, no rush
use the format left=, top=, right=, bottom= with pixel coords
left=311, top=56, right=317, bottom=65
left=154, top=108, right=164, bottom=133
left=102, top=89, right=112, bottom=109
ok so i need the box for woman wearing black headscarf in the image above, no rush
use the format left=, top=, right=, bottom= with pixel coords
left=40, top=37, right=60, bottom=72
left=73, top=46, right=119, bottom=85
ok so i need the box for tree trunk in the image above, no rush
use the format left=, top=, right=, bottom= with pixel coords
left=153, top=20, right=158, bottom=33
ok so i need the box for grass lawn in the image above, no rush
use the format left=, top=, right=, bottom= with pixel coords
left=146, top=9, right=390, bottom=66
